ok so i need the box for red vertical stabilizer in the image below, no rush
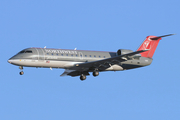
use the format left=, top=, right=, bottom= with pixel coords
left=137, top=36, right=162, bottom=58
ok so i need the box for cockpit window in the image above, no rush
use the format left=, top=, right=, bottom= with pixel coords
left=25, top=50, right=32, bottom=53
left=19, top=50, right=32, bottom=54
left=19, top=50, right=25, bottom=53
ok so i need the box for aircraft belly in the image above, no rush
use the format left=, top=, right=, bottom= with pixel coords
left=105, top=65, right=123, bottom=71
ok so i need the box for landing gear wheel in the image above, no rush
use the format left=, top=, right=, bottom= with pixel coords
left=80, top=75, right=86, bottom=81
left=93, top=71, right=99, bottom=77
left=19, top=71, right=24, bottom=75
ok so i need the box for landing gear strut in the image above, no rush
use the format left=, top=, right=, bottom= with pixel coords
left=80, top=74, right=86, bottom=81
left=19, top=66, right=24, bottom=75
left=93, top=71, right=99, bottom=77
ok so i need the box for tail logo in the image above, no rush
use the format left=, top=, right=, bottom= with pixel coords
left=143, top=40, right=151, bottom=50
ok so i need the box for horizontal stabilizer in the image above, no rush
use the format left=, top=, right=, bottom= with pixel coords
left=150, top=34, right=175, bottom=40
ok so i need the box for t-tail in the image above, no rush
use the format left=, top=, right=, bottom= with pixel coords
left=137, top=34, right=174, bottom=58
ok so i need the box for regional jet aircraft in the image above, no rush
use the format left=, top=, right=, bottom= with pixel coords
left=8, top=34, right=174, bottom=80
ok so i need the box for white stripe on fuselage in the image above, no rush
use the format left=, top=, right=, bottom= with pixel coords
left=8, top=59, right=82, bottom=69
left=8, top=59, right=124, bottom=71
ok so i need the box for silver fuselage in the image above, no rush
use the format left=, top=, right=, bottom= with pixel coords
left=8, top=48, right=152, bottom=72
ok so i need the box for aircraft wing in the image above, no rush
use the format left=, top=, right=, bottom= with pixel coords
left=74, top=49, right=148, bottom=69
left=60, top=69, right=77, bottom=76
left=60, top=69, right=90, bottom=77
left=60, top=50, right=148, bottom=77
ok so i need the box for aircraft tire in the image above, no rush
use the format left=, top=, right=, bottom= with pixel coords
left=19, top=71, right=24, bottom=75
left=93, top=71, right=99, bottom=77
left=80, top=75, right=86, bottom=81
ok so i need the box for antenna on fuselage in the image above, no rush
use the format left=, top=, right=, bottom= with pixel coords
left=74, top=48, right=77, bottom=50
left=44, top=46, right=46, bottom=48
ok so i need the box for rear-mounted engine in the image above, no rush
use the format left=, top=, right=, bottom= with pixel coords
left=117, top=49, right=133, bottom=55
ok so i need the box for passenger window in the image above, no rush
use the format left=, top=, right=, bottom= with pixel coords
left=89, top=55, right=91, bottom=57
left=66, top=54, right=68, bottom=56
left=104, top=56, right=106, bottom=58
left=61, top=54, right=63, bottom=56
left=76, top=55, right=78, bottom=57
left=94, top=55, right=96, bottom=57
left=85, top=55, right=87, bottom=57
left=99, top=56, right=101, bottom=58
left=47, top=53, right=49, bottom=55
left=52, top=53, right=53, bottom=55
left=71, top=54, right=73, bottom=56
left=56, top=54, right=58, bottom=56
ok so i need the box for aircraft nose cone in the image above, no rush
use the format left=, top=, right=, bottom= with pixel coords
left=8, top=57, right=14, bottom=64
left=8, top=59, right=12, bottom=64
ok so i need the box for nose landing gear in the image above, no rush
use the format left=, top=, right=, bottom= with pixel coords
left=20, top=71, right=24, bottom=75
left=19, top=66, right=24, bottom=75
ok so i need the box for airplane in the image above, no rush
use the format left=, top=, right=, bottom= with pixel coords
left=8, top=34, right=174, bottom=80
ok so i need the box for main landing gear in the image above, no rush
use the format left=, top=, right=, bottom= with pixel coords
left=93, top=71, right=99, bottom=77
left=80, top=71, right=99, bottom=81
left=80, top=74, right=86, bottom=81
left=19, top=66, right=24, bottom=75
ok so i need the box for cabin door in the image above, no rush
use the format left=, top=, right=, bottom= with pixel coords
left=38, top=48, right=45, bottom=61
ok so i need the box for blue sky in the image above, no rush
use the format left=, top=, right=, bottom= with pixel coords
left=1, top=0, right=180, bottom=120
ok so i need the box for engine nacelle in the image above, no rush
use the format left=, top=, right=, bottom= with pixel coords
left=117, top=49, right=133, bottom=56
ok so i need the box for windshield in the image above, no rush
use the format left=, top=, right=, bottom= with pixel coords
left=18, top=50, right=32, bottom=54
